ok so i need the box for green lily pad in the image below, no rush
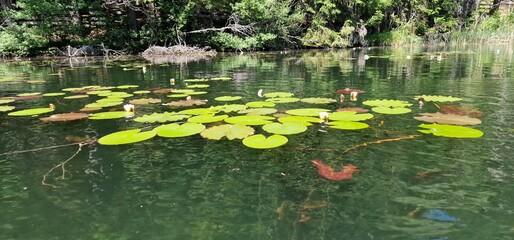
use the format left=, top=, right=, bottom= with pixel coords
left=98, top=129, right=156, bottom=145
left=8, top=107, right=54, bottom=116
left=89, top=111, right=134, bottom=120
left=186, top=84, right=210, bottom=88
left=184, top=78, right=208, bottom=82
left=225, top=115, right=275, bottom=125
left=173, top=89, right=195, bottom=94
left=372, top=107, right=412, bottom=115
left=87, top=90, right=112, bottom=95
left=0, top=106, right=15, bottom=112
left=265, top=97, right=300, bottom=103
left=98, top=92, right=133, bottom=98
left=133, top=90, right=151, bottom=94
left=210, top=77, right=232, bottom=81
left=264, top=92, right=294, bottom=98
left=246, top=101, right=276, bottom=108
left=278, top=116, right=320, bottom=126
left=329, top=111, right=374, bottom=121
left=179, top=108, right=219, bottom=115
left=96, top=97, right=124, bottom=103
left=238, top=108, right=277, bottom=115
left=85, top=101, right=123, bottom=108
left=117, top=85, right=139, bottom=89
left=155, top=122, right=206, bottom=138
left=215, top=96, right=242, bottom=101
left=212, top=104, right=247, bottom=113
left=363, top=99, right=412, bottom=108
left=16, top=92, right=41, bottom=97
left=168, top=94, right=190, bottom=98
left=285, top=108, right=330, bottom=117
left=300, top=97, right=337, bottom=104
left=188, top=114, right=228, bottom=123
left=201, top=124, right=254, bottom=140
left=134, top=112, right=190, bottom=123
left=415, top=95, right=462, bottom=102
left=62, top=87, right=85, bottom=92
left=328, top=121, right=369, bottom=130
left=0, top=99, right=14, bottom=104
left=242, top=134, right=288, bottom=149
left=165, top=99, right=207, bottom=107
left=418, top=123, right=483, bottom=138
left=129, top=98, right=162, bottom=105
left=262, top=122, right=307, bottom=135
left=43, top=92, right=66, bottom=97
left=64, top=95, right=89, bottom=99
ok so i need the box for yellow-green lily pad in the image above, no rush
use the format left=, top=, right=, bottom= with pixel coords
left=246, top=101, right=275, bottom=108
left=0, top=106, right=15, bottom=112
left=285, top=108, right=330, bottom=117
left=262, top=122, right=307, bottom=135
left=179, top=108, right=219, bottom=115
left=64, top=95, right=89, bottom=99
left=372, top=107, right=412, bottom=115
left=329, top=111, right=374, bottom=121
left=188, top=114, right=228, bottom=123
left=117, top=85, right=139, bottom=89
left=16, top=92, right=41, bottom=97
left=210, top=77, right=232, bottom=81
left=300, top=97, right=337, bottom=104
left=173, top=89, right=195, bottom=94
left=242, top=134, right=288, bottom=149
left=89, top=111, right=134, bottom=120
left=418, top=123, right=483, bottom=138
left=328, top=121, right=369, bottom=130
left=415, top=95, right=462, bottom=102
left=43, top=92, right=66, bottom=97
left=363, top=99, right=412, bottom=108
left=134, top=112, right=190, bottom=123
left=98, top=129, right=156, bottom=145
left=265, top=97, right=300, bottom=103
left=0, top=99, right=14, bottom=104
left=186, top=84, right=210, bottom=88
left=212, top=104, right=247, bottom=113
left=133, top=90, right=151, bottom=94
left=264, top=92, right=294, bottom=98
left=225, top=115, right=275, bottom=125
left=215, top=96, right=242, bottom=101
left=8, top=107, right=54, bottom=116
left=184, top=78, right=208, bottom=82
left=155, top=122, right=205, bottom=138
left=278, top=116, right=320, bottom=126
left=201, top=124, right=254, bottom=140
left=238, top=108, right=277, bottom=115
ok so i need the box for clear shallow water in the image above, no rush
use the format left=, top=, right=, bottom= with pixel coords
left=0, top=45, right=513, bottom=240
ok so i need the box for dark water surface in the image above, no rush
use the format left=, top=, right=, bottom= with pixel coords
left=1, top=45, right=513, bottom=240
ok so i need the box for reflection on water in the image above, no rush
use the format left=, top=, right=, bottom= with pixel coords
left=0, top=45, right=513, bottom=239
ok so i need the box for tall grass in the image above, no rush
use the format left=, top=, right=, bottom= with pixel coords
left=366, top=28, right=423, bottom=47
left=449, top=13, right=514, bottom=45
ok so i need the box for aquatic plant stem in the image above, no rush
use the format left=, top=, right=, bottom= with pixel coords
left=340, top=134, right=421, bottom=155
left=0, top=140, right=95, bottom=156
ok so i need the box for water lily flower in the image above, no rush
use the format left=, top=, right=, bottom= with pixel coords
left=124, top=104, right=135, bottom=113
left=258, top=89, right=263, bottom=97
left=319, top=112, right=329, bottom=124
left=169, top=78, right=175, bottom=85
left=350, top=92, right=358, bottom=101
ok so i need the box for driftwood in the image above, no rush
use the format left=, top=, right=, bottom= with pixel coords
left=141, top=45, right=217, bottom=64
left=188, top=15, right=254, bottom=37
left=49, top=45, right=99, bottom=57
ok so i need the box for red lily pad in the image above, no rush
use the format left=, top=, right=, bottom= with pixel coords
left=152, top=88, right=175, bottom=94
left=414, top=112, right=481, bottom=126
left=336, top=88, right=365, bottom=94
left=440, top=105, right=483, bottom=118
left=40, top=112, right=89, bottom=122
left=164, top=99, right=207, bottom=107
left=337, top=107, right=369, bottom=113
left=129, top=98, right=162, bottom=105
left=312, top=160, right=358, bottom=181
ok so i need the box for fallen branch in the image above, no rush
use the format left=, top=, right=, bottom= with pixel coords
left=341, top=134, right=421, bottom=155
left=0, top=141, right=94, bottom=156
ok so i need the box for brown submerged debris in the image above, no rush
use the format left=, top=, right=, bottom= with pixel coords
left=40, top=112, right=89, bottom=122
left=141, top=45, right=217, bottom=64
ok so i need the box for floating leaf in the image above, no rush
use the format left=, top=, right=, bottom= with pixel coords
left=265, top=97, right=300, bottom=103
left=246, top=101, right=275, bottom=108
left=117, top=85, right=139, bottom=89
left=87, top=90, right=112, bottom=95
left=329, top=111, right=374, bottom=121
left=13, top=95, right=42, bottom=101
left=201, top=124, right=254, bottom=140
left=16, top=92, right=41, bottom=97
left=363, top=99, right=412, bottom=108
left=212, top=104, right=247, bottom=113
left=278, top=116, right=320, bottom=126
left=440, top=105, right=483, bottom=118
left=415, top=95, right=462, bottom=102
left=98, top=91, right=133, bottom=98
left=184, top=78, right=208, bottom=82
left=165, top=99, right=207, bottom=107
left=40, top=113, right=89, bottom=122
left=168, top=94, right=190, bottom=98
left=89, top=111, right=134, bottom=120
left=300, top=97, right=337, bottom=104
left=8, top=107, right=54, bottom=116
left=173, top=89, right=195, bottom=94
left=62, top=87, right=85, bottom=92
left=64, top=95, right=89, bottom=99
left=79, top=107, right=101, bottom=112
left=262, top=122, right=308, bottom=135
left=418, top=123, right=483, bottom=138
left=210, top=77, right=232, bottom=81
left=286, top=108, right=330, bottom=117
left=152, top=88, right=175, bottom=94
left=328, top=121, right=369, bottom=130
left=0, top=106, right=15, bottom=112
left=96, top=97, right=124, bottom=103
left=215, top=96, right=242, bottom=101
left=186, top=84, right=209, bottom=88
left=188, top=114, right=228, bottom=123
left=414, top=112, right=481, bottom=125
left=43, top=92, right=66, bottom=97
left=337, top=107, right=369, bottom=113
left=85, top=101, right=123, bottom=108
left=179, top=108, right=218, bottom=115
left=372, top=107, right=412, bottom=115
left=155, top=122, right=205, bottom=138
left=264, top=92, right=294, bottom=98
left=188, top=91, right=208, bottom=95
left=225, top=115, right=275, bottom=125
left=242, top=134, right=288, bottom=149
left=312, top=160, right=358, bottom=181
left=98, top=129, right=156, bottom=145
left=336, top=88, right=365, bottom=94
left=134, top=112, right=190, bottom=123
left=129, top=98, right=162, bottom=105
left=133, top=90, right=151, bottom=94
left=238, top=108, right=277, bottom=115
left=0, top=99, right=15, bottom=104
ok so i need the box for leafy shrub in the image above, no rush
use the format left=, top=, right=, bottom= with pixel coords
left=0, top=24, right=48, bottom=56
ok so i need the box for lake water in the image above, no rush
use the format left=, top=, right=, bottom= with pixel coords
left=1, top=45, right=513, bottom=240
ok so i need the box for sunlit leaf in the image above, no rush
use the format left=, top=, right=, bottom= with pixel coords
left=300, top=97, right=337, bottom=104
left=155, top=122, right=205, bottom=138
left=238, top=108, right=277, bottom=115
left=363, top=99, right=412, bottom=108
left=186, top=84, right=209, bottom=88
left=89, top=111, right=134, bottom=120
left=418, top=123, right=483, bottom=138
left=179, top=108, right=219, bottom=115
left=201, top=124, right=254, bottom=140
left=134, top=112, right=190, bottom=123
left=40, top=113, right=89, bottom=122
left=265, top=97, right=300, bottom=103
left=262, top=122, right=308, bottom=135
left=0, top=99, right=15, bottom=104
left=328, top=121, right=369, bottom=130
left=42, top=92, right=66, bottom=97
left=98, top=129, right=156, bottom=145
left=210, top=77, right=232, bottom=81
left=415, top=95, right=462, bottom=102
left=173, top=89, right=195, bottom=94
left=188, top=114, right=228, bottom=123
left=312, top=160, right=358, bottom=181
left=96, top=97, right=124, bottom=103
left=184, top=78, right=208, bottom=82
left=188, top=91, right=208, bottom=95
left=133, top=90, right=151, bottom=94
left=225, top=115, right=275, bottom=125
left=414, top=112, right=481, bottom=125
left=242, top=134, right=288, bottom=149
left=87, top=90, right=112, bottom=95
left=263, top=92, right=294, bottom=98
left=8, top=107, right=54, bottom=116
left=165, top=99, right=207, bottom=107
left=246, top=101, right=276, bottom=108
left=286, top=108, right=330, bottom=116
left=129, top=98, right=162, bottom=105
left=85, top=101, right=123, bottom=108
left=168, top=94, right=190, bottom=98
left=211, top=104, right=247, bottom=113
left=0, top=106, right=15, bottom=112
left=215, top=96, right=242, bottom=101
left=117, top=85, right=139, bottom=89
left=278, top=116, right=320, bottom=126
left=372, top=107, right=412, bottom=115
left=64, top=95, right=89, bottom=99
left=329, top=111, right=374, bottom=121
left=337, top=107, right=369, bottom=113
left=98, top=91, right=133, bottom=98
left=16, top=92, right=41, bottom=97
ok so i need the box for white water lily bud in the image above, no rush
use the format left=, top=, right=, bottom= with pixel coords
left=142, top=66, right=147, bottom=73
left=350, top=92, right=358, bottom=101
left=319, top=112, right=329, bottom=123
left=169, top=78, right=175, bottom=85
left=258, top=89, right=264, bottom=97
left=124, top=104, right=135, bottom=113
left=186, top=96, right=192, bottom=101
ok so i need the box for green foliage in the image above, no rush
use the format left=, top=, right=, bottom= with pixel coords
left=366, top=28, right=423, bottom=47
left=0, top=25, right=48, bottom=56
